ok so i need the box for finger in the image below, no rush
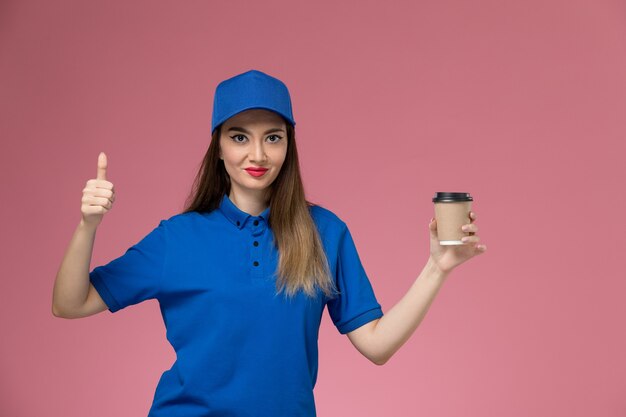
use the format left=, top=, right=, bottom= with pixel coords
left=92, top=188, right=114, bottom=199
left=461, top=235, right=480, bottom=243
left=84, top=195, right=111, bottom=208
left=429, top=217, right=437, bottom=235
left=474, top=243, right=487, bottom=252
left=97, top=152, right=107, bottom=181
left=463, top=223, right=478, bottom=232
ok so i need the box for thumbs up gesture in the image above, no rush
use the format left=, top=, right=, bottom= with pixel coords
left=81, top=152, right=116, bottom=227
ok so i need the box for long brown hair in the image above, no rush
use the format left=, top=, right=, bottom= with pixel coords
left=181, top=121, right=339, bottom=301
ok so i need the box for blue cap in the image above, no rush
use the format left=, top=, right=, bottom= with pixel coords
left=211, top=69, right=296, bottom=135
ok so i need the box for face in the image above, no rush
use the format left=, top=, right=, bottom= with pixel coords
left=219, top=109, right=288, bottom=200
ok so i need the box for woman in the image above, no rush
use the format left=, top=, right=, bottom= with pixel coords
left=52, top=69, right=486, bottom=416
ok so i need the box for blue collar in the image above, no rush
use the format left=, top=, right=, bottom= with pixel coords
left=218, top=194, right=271, bottom=230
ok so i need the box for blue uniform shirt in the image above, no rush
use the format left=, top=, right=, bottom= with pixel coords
left=89, top=194, right=384, bottom=416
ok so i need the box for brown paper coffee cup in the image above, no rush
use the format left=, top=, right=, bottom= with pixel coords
left=432, top=192, right=473, bottom=245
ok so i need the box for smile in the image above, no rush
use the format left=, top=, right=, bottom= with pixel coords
left=245, top=168, right=268, bottom=177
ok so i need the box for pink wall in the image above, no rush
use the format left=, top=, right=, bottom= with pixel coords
left=1, top=0, right=625, bottom=415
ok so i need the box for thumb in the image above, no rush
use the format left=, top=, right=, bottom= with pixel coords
left=97, top=151, right=107, bottom=180
left=429, top=217, right=437, bottom=234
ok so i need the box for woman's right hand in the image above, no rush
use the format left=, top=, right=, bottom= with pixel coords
left=81, top=152, right=116, bottom=228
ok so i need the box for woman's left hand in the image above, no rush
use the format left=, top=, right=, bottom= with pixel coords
left=428, top=211, right=487, bottom=274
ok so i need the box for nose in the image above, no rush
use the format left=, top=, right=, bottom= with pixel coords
left=250, top=139, right=267, bottom=162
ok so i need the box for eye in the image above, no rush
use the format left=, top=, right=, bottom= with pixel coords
left=230, top=135, right=247, bottom=143
left=267, top=135, right=283, bottom=143
left=229, top=134, right=283, bottom=144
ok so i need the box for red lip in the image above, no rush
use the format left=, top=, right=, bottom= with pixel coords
left=245, top=167, right=268, bottom=172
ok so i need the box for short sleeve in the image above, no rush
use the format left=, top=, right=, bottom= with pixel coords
left=89, top=220, right=167, bottom=313
left=327, top=223, right=384, bottom=334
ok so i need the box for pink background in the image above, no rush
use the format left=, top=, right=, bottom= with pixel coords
left=1, top=0, right=625, bottom=415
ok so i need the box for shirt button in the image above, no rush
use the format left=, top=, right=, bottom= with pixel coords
left=253, top=261, right=259, bottom=266
left=253, top=241, right=259, bottom=246
left=253, top=220, right=259, bottom=226
left=236, top=221, right=240, bottom=226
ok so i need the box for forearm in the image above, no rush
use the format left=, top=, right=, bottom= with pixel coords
left=52, top=220, right=98, bottom=315
left=372, top=257, right=450, bottom=364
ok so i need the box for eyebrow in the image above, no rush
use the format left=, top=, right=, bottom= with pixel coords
left=227, top=127, right=285, bottom=135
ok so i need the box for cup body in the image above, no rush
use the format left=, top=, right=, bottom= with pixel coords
left=432, top=192, right=473, bottom=245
